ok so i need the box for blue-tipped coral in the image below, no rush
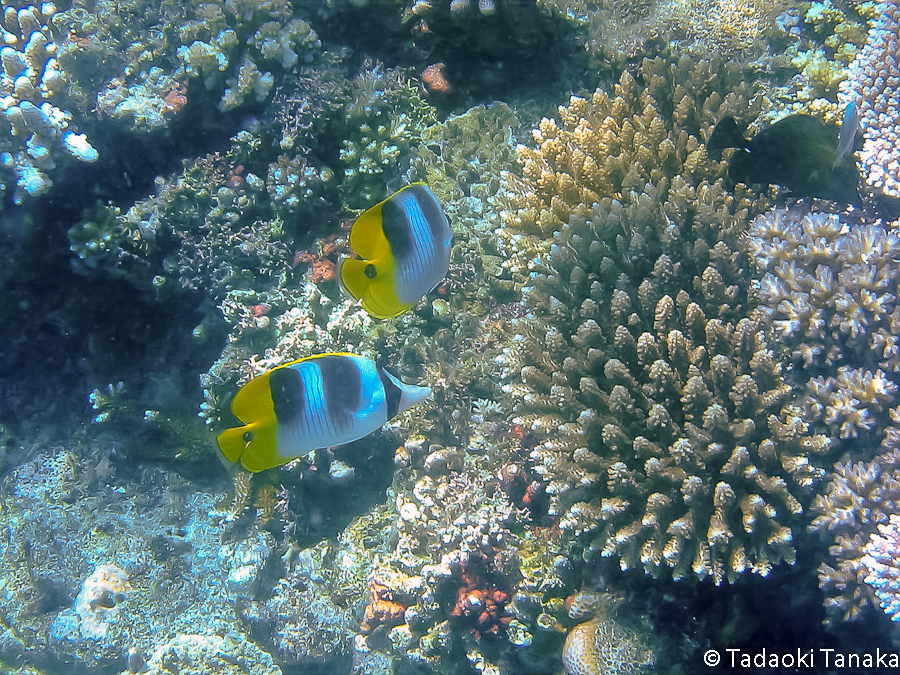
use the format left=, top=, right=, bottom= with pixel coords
left=0, top=1, right=97, bottom=202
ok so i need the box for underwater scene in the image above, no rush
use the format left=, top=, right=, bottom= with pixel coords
left=2, top=0, right=900, bottom=673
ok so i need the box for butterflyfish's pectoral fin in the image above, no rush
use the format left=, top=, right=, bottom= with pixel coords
left=338, top=257, right=376, bottom=307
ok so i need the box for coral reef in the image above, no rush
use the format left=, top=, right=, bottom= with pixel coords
left=498, top=57, right=826, bottom=585
left=56, top=0, right=321, bottom=131
left=840, top=0, right=900, bottom=202
left=810, top=448, right=900, bottom=623
left=562, top=615, right=653, bottom=675
left=338, top=64, right=436, bottom=210
left=137, top=634, right=282, bottom=675
left=0, top=443, right=287, bottom=671
left=748, top=207, right=900, bottom=428
left=654, top=0, right=785, bottom=56
left=243, top=541, right=354, bottom=664
left=0, top=0, right=97, bottom=202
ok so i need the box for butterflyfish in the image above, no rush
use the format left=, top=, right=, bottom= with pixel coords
left=217, top=352, right=431, bottom=472
left=338, top=183, right=453, bottom=319
left=707, top=114, right=861, bottom=205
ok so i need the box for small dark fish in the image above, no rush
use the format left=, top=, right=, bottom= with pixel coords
left=707, top=113, right=861, bottom=205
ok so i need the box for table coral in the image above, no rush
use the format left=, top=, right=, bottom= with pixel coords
left=840, top=0, right=900, bottom=202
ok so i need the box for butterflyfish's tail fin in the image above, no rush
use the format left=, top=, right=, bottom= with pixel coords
left=398, top=383, right=432, bottom=414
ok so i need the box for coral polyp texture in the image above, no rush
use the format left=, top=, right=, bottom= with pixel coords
left=839, top=0, right=900, bottom=201
left=0, top=0, right=97, bottom=202
left=562, top=615, right=653, bottom=675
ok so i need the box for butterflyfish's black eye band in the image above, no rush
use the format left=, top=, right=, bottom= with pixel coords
left=364, top=264, right=377, bottom=278
left=243, top=431, right=254, bottom=442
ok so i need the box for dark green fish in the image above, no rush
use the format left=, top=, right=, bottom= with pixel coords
left=707, top=114, right=860, bottom=205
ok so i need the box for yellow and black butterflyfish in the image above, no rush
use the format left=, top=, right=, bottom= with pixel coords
left=338, top=183, right=453, bottom=319
left=217, top=353, right=431, bottom=472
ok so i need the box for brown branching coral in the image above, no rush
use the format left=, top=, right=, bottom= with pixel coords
left=502, top=54, right=762, bottom=236
left=496, top=56, right=838, bottom=584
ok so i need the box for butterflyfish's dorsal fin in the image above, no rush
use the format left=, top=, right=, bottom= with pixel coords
left=230, top=369, right=275, bottom=424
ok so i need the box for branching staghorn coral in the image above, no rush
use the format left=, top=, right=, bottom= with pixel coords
left=839, top=0, right=900, bottom=204
left=497, top=56, right=827, bottom=585
left=748, top=208, right=900, bottom=444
